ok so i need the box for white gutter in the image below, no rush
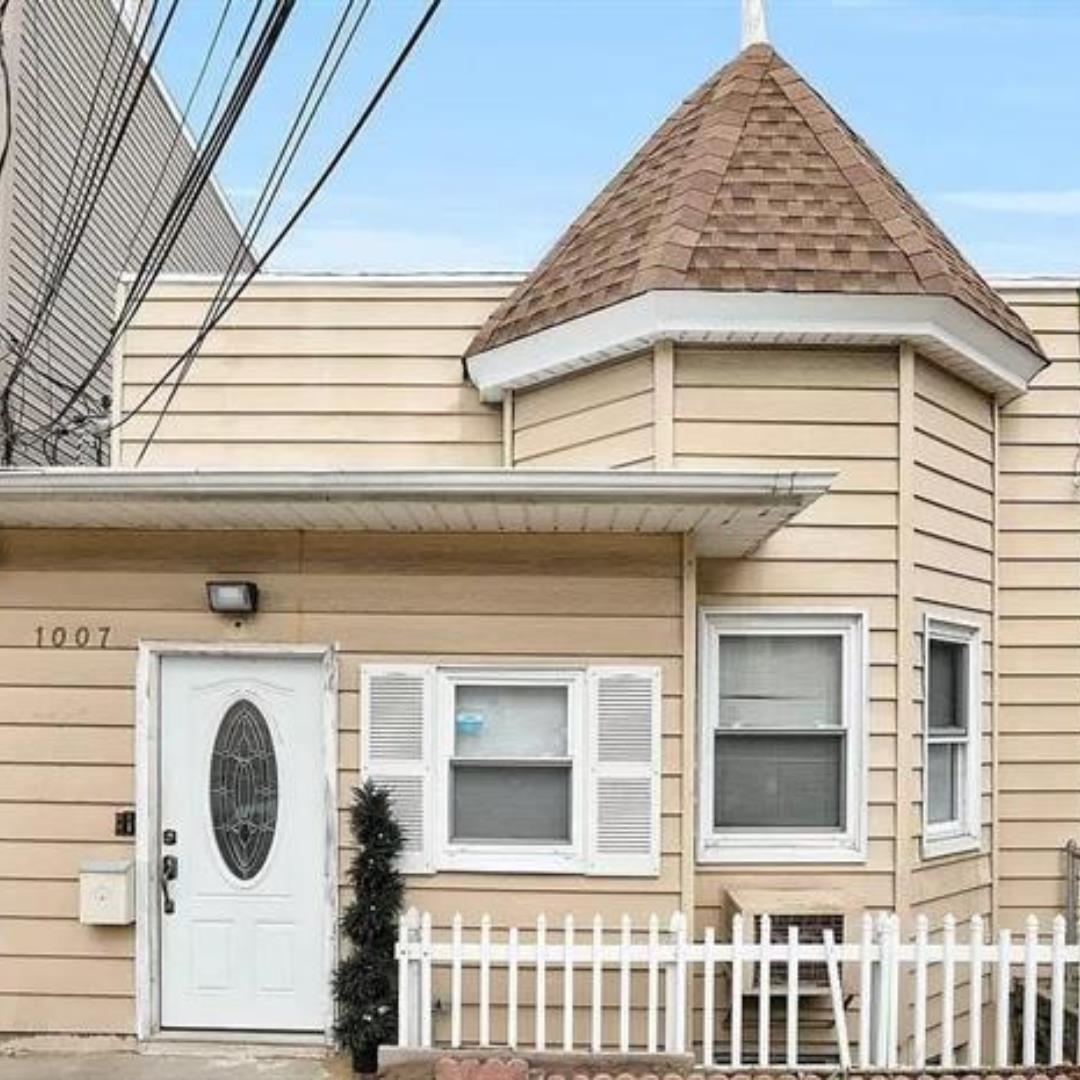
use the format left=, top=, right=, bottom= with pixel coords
left=0, top=468, right=835, bottom=555
left=0, top=467, right=834, bottom=504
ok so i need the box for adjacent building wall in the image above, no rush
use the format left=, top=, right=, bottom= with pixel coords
left=0, top=0, right=247, bottom=465
left=996, top=283, right=1080, bottom=929
left=0, top=528, right=683, bottom=1035
left=113, top=278, right=512, bottom=468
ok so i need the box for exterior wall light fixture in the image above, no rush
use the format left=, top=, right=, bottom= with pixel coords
left=206, top=581, right=259, bottom=615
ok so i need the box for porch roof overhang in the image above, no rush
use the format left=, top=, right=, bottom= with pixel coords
left=465, top=290, right=1048, bottom=403
left=0, top=467, right=835, bottom=557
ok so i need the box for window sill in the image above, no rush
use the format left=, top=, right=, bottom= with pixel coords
left=922, top=829, right=981, bottom=861
left=698, top=835, right=866, bottom=865
left=436, top=845, right=584, bottom=875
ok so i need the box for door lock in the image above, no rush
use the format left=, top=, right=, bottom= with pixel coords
left=161, top=854, right=179, bottom=915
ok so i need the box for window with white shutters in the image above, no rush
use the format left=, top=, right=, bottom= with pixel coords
left=361, top=663, right=662, bottom=877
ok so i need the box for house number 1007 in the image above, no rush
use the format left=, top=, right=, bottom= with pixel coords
left=34, top=625, right=112, bottom=648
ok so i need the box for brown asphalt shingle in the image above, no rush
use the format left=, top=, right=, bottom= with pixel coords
left=467, top=44, right=1041, bottom=359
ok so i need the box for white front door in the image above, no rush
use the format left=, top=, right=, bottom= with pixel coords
left=159, top=653, right=330, bottom=1032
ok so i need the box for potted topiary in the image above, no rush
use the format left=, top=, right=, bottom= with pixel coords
left=333, top=779, right=405, bottom=1074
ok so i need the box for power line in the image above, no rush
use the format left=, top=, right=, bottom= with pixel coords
left=18, top=0, right=297, bottom=449
left=133, top=0, right=375, bottom=461
left=17, top=0, right=133, bottom=336
left=15, top=0, right=178, bottom=365
left=113, top=0, right=239, bottom=282
left=124, top=0, right=444, bottom=465
left=0, top=0, right=14, bottom=183
left=0, top=0, right=171, bottom=461
left=23, top=0, right=443, bottom=459
left=102, top=0, right=296, bottom=367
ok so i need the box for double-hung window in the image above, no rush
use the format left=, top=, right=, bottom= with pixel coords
left=445, top=672, right=581, bottom=860
left=699, top=610, right=867, bottom=863
left=923, top=616, right=981, bottom=857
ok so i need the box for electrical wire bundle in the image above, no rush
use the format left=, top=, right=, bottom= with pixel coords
left=0, top=0, right=443, bottom=465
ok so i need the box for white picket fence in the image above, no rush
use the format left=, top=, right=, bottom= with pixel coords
left=396, top=909, right=1080, bottom=1070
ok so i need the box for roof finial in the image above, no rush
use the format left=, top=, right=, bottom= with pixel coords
left=741, top=0, right=769, bottom=48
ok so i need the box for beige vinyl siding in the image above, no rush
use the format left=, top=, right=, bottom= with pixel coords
left=674, top=347, right=900, bottom=915
left=512, top=354, right=655, bottom=468
left=905, top=356, right=996, bottom=1063
left=997, top=285, right=1080, bottom=929
left=909, top=356, right=994, bottom=921
left=0, top=0, right=246, bottom=465
left=0, top=528, right=682, bottom=1035
left=114, top=279, right=512, bottom=467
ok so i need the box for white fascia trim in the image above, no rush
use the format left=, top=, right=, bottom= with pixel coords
left=990, top=275, right=1080, bottom=291
left=466, top=290, right=1047, bottom=402
left=121, top=271, right=528, bottom=287
left=0, top=466, right=834, bottom=505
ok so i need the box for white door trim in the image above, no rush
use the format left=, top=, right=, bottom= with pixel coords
left=134, top=642, right=339, bottom=1044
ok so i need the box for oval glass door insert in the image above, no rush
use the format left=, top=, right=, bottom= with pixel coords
left=209, top=699, right=278, bottom=880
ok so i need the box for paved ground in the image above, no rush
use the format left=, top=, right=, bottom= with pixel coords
left=0, top=1050, right=355, bottom=1079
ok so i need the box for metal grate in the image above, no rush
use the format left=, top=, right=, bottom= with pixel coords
left=755, top=912, right=844, bottom=988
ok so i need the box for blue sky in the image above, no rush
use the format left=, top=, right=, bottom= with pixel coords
left=160, top=0, right=1080, bottom=276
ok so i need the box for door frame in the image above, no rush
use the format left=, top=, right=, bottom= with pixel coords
left=134, top=642, right=339, bottom=1044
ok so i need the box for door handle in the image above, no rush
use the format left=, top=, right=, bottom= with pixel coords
left=161, top=854, right=178, bottom=915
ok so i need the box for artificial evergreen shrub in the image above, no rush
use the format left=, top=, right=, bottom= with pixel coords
left=333, top=779, right=405, bottom=1073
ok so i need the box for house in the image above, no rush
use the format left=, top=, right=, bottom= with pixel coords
left=0, top=4, right=1077, bottom=1069
left=0, top=0, right=248, bottom=466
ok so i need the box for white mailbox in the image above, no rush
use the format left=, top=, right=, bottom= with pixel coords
left=79, top=859, right=134, bottom=926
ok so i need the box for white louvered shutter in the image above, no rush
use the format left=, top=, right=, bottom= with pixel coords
left=360, top=665, right=434, bottom=875
left=586, top=666, right=661, bottom=877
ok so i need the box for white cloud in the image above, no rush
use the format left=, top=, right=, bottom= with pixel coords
left=937, top=190, right=1080, bottom=215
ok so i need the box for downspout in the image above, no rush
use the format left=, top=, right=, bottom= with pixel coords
left=680, top=531, right=697, bottom=920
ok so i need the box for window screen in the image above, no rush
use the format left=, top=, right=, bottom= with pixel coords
left=928, top=638, right=967, bottom=733
left=450, top=682, right=572, bottom=846
left=713, top=634, right=846, bottom=832
left=926, top=635, right=972, bottom=831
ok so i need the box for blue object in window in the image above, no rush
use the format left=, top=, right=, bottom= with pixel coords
left=455, top=711, right=485, bottom=734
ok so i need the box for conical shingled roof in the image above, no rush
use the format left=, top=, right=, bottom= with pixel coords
left=468, top=43, right=1040, bottom=359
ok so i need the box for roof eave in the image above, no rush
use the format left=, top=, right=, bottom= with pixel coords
left=0, top=467, right=836, bottom=559
left=466, top=290, right=1047, bottom=403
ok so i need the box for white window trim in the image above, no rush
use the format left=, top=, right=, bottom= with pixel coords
left=922, top=615, right=983, bottom=859
left=433, top=667, right=588, bottom=874
left=697, top=609, right=869, bottom=864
